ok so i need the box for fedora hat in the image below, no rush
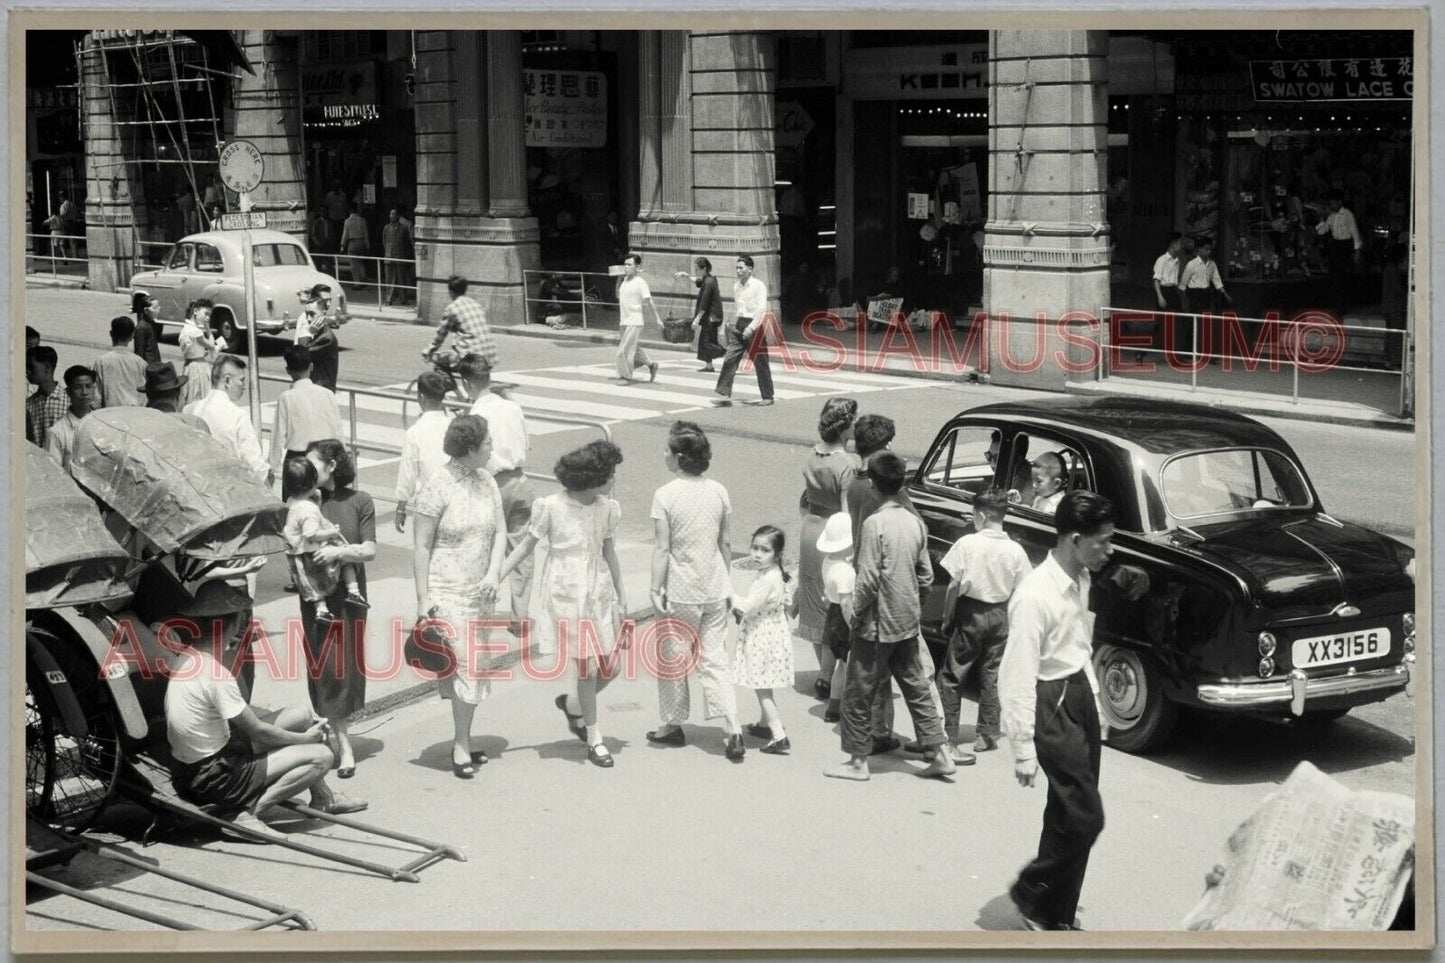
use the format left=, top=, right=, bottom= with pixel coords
left=138, top=361, right=188, bottom=394
left=815, top=511, right=853, bottom=555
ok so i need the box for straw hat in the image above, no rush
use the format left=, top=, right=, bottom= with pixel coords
left=815, top=511, right=853, bottom=554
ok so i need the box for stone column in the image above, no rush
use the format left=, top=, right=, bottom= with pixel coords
left=628, top=31, right=781, bottom=326
left=231, top=30, right=306, bottom=241
left=985, top=30, right=1111, bottom=388
left=79, top=35, right=141, bottom=293
left=413, top=30, right=538, bottom=325
left=637, top=35, right=662, bottom=214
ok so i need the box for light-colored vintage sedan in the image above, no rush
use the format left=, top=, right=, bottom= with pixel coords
left=129, top=229, right=345, bottom=351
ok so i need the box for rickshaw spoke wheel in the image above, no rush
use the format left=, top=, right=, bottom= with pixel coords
left=26, top=675, right=124, bottom=836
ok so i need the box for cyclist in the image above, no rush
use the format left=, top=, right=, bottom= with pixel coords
left=422, top=275, right=498, bottom=371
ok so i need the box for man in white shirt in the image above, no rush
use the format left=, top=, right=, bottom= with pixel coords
left=164, top=640, right=366, bottom=838
left=185, top=354, right=268, bottom=484
left=395, top=370, right=453, bottom=533
left=712, top=254, right=775, bottom=407
left=615, top=253, right=660, bottom=384
left=998, top=491, right=1116, bottom=931
left=268, top=344, right=343, bottom=482
left=1178, top=236, right=1231, bottom=363
left=45, top=365, right=97, bottom=471
left=1315, top=190, right=1362, bottom=319
left=462, top=355, right=534, bottom=618
left=1146, top=232, right=1183, bottom=359
left=937, top=488, right=1033, bottom=756
left=92, top=316, right=150, bottom=408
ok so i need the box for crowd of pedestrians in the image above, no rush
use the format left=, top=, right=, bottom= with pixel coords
left=26, top=289, right=1116, bottom=932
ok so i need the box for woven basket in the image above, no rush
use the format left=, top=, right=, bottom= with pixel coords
left=661, top=316, right=694, bottom=344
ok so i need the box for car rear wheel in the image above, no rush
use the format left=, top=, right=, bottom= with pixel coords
left=1093, top=644, right=1178, bottom=753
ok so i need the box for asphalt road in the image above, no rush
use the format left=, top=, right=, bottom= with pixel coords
left=20, top=286, right=1421, bottom=938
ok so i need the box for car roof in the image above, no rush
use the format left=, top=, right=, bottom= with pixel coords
left=178, top=229, right=306, bottom=249
left=958, top=395, right=1288, bottom=455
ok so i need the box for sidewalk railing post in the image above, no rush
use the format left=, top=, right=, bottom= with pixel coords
left=1191, top=313, right=1199, bottom=392
left=348, top=388, right=360, bottom=461
left=580, top=272, right=588, bottom=330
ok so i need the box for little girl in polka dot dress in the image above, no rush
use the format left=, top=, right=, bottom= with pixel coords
left=733, top=525, right=796, bottom=754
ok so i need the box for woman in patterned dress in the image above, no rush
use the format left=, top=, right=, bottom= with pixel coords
left=733, top=525, right=795, bottom=754
left=645, top=421, right=744, bottom=760
left=500, top=440, right=629, bottom=768
left=412, top=415, right=507, bottom=779
left=797, top=397, right=859, bottom=700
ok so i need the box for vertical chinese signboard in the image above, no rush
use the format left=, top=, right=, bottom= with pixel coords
left=524, top=69, right=608, bottom=148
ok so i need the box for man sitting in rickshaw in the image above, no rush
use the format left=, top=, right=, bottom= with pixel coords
left=165, top=634, right=367, bottom=838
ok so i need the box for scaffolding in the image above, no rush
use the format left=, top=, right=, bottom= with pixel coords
left=76, top=30, right=245, bottom=242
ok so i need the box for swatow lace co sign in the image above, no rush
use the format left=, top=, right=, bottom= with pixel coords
left=1249, top=57, right=1413, bottom=102
left=524, top=69, right=608, bottom=148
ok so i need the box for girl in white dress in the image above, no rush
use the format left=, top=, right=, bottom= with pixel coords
left=733, top=526, right=796, bottom=754
left=499, top=440, right=629, bottom=768
left=178, top=298, right=219, bottom=408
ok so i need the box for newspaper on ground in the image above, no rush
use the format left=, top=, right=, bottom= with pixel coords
left=1183, top=760, right=1413, bottom=930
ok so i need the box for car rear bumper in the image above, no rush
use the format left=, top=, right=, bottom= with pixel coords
left=1196, top=656, right=1413, bottom=714
left=252, top=318, right=289, bottom=333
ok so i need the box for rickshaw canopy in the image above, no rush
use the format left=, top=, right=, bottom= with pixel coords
left=24, top=445, right=132, bottom=608
left=68, top=408, right=287, bottom=560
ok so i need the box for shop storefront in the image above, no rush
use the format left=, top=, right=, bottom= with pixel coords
left=300, top=31, right=416, bottom=261
left=1171, top=32, right=1413, bottom=327
left=522, top=34, right=627, bottom=274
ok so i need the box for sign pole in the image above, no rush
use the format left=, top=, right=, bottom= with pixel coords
left=239, top=190, right=262, bottom=434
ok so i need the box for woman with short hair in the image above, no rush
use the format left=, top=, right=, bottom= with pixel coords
left=797, top=398, right=860, bottom=701
left=674, top=256, right=724, bottom=372
left=411, top=414, right=507, bottom=779
left=300, top=439, right=378, bottom=780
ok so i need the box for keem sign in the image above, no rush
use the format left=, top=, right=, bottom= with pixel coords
left=218, top=211, right=267, bottom=231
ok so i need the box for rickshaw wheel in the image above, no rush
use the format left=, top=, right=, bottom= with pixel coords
left=25, top=677, right=123, bottom=835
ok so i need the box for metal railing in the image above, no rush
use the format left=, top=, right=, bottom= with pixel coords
left=521, top=270, right=621, bottom=330
left=24, top=233, right=89, bottom=283
left=257, top=372, right=611, bottom=499
left=307, top=250, right=417, bottom=310
left=1098, top=307, right=1411, bottom=416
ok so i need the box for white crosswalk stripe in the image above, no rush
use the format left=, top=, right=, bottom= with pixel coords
left=260, top=360, right=943, bottom=472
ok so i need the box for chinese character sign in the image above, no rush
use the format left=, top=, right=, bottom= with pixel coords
left=1249, top=58, right=1413, bottom=101
left=524, top=69, right=608, bottom=148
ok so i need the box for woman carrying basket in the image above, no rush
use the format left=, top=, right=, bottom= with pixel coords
left=674, top=256, right=725, bottom=372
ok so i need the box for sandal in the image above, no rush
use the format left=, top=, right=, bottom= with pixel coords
left=554, top=694, right=587, bottom=741
left=451, top=760, right=476, bottom=779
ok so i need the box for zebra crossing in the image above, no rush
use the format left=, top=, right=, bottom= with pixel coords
left=260, top=359, right=939, bottom=472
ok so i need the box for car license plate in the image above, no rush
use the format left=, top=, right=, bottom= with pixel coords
left=1292, top=628, right=1390, bottom=668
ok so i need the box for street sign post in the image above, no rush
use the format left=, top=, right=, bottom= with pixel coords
left=219, top=141, right=267, bottom=440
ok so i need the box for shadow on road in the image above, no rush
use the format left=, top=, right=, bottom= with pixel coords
left=974, top=892, right=1025, bottom=932
left=1129, top=710, right=1414, bottom=787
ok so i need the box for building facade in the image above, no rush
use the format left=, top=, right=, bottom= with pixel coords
left=61, top=28, right=1414, bottom=391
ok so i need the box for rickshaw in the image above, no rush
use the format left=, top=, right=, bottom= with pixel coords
left=25, top=409, right=462, bottom=887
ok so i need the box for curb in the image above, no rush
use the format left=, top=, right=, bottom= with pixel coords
left=1061, top=382, right=1414, bottom=433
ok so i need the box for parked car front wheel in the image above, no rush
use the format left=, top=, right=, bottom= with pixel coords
left=1094, top=643, right=1178, bottom=753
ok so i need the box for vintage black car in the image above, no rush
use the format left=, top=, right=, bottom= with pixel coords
left=910, top=396, right=1415, bottom=752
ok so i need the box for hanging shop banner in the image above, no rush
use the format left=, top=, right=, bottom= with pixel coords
left=1249, top=57, right=1413, bottom=102
left=524, top=69, right=608, bottom=148
left=302, top=61, right=380, bottom=127
left=845, top=44, right=989, bottom=101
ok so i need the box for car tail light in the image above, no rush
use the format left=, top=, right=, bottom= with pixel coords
left=1258, top=657, right=1275, bottom=678
left=1403, top=613, right=1415, bottom=654
left=1257, top=631, right=1277, bottom=657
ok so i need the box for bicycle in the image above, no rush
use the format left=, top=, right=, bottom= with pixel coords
left=402, top=348, right=517, bottom=429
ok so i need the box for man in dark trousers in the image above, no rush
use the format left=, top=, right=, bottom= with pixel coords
left=999, top=490, right=1116, bottom=931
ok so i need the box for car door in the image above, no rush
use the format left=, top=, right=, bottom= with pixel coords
left=910, top=420, right=1008, bottom=639
left=147, top=242, right=193, bottom=322
left=187, top=241, right=227, bottom=308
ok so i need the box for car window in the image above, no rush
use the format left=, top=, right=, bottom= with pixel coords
left=167, top=243, right=192, bottom=270
left=921, top=426, right=1000, bottom=497
left=1160, top=449, right=1313, bottom=519
left=1007, top=432, right=1090, bottom=516
left=252, top=243, right=310, bottom=268
left=194, top=243, right=224, bottom=273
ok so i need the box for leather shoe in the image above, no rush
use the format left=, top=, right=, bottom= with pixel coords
left=646, top=727, right=685, bottom=747
left=743, top=722, right=773, bottom=740
left=587, top=744, right=615, bottom=768
left=746, top=398, right=775, bottom=406
left=759, top=737, right=791, bottom=755
left=710, top=397, right=732, bottom=407
left=823, top=702, right=841, bottom=723
left=725, top=733, right=746, bottom=762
